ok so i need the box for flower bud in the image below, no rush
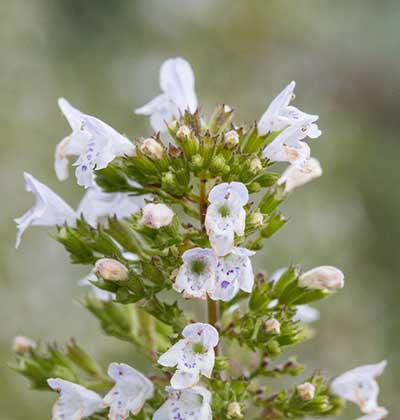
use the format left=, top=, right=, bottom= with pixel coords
left=191, top=154, right=204, bottom=168
left=265, top=318, right=281, bottom=335
left=140, top=138, right=164, bottom=160
left=227, top=402, right=243, bottom=419
left=176, top=125, right=192, bottom=140
left=95, top=258, right=129, bottom=281
left=249, top=211, right=264, bottom=227
left=299, top=266, right=344, bottom=290
left=224, top=130, right=239, bottom=148
left=297, top=382, right=315, bottom=401
left=13, top=336, right=36, bottom=354
left=141, top=203, right=174, bottom=229
left=249, top=157, right=263, bottom=174
left=278, top=158, right=322, bottom=193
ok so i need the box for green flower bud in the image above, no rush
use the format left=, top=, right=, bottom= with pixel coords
left=249, top=157, right=263, bottom=174
left=227, top=402, right=244, bottom=419
left=95, top=258, right=129, bottom=281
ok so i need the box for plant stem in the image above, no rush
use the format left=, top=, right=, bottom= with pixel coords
left=199, top=178, right=220, bottom=356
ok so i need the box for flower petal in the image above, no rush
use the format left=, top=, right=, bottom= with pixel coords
left=47, top=378, right=102, bottom=420
left=15, top=173, right=77, bottom=248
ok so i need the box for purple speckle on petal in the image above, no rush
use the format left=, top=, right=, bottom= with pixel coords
left=221, top=280, right=230, bottom=289
left=81, top=165, right=87, bottom=172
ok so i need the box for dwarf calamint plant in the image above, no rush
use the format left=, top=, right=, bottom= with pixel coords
left=11, top=57, right=388, bottom=420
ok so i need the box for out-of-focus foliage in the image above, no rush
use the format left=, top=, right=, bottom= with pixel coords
left=0, top=0, right=399, bottom=418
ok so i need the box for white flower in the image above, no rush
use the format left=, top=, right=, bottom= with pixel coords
left=330, top=361, right=387, bottom=417
left=258, top=81, right=321, bottom=138
left=56, top=98, right=135, bottom=188
left=140, top=203, right=174, bottom=228
left=153, top=386, right=212, bottom=420
left=77, top=185, right=140, bottom=227
left=205, top=182, right=249, bottom=256
left=278, top=158, right=322, bottom=193
left=293, top=305, right=320, bottom=323
left=174, top=248, right=217, bottom=299
left=79, top=272, right=115, bottom=301
left=158, top=323, right=219, bottom=389
left=299, top=266, right=344, bottom=290
left=356, top=408, right=388, bottom=420
left=209, top=247, right=255, bottom=302
left=15, top=173, right=77, bottom=248
left=47, top=378, right=102, bottom=420
left=102, top=363, right=154, bottom=420
left=262, top=118, right=317, bottom=170
left=135, top=57, right=198, bottom=132
left=13, top=336, right=36, bottom=354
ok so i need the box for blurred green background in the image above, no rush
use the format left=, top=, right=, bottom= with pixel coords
left=1, top=0, right=399, bottom=418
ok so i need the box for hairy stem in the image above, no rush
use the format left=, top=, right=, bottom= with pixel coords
left=200, top=178, right=220, bottom=356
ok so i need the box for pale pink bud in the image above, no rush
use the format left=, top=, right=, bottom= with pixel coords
left=265, top=318, right=281, bottom=334
left=95, top=258, right=129, bottom=281
left=140, top=138, right=164, bottom=160
left=141, top=203, right=174, bottom=228
left=176, top=125, right=192, bottom=140
left=297, top=382, right=315, bottom=401
left=224, top=130, right=239, bottom=148
left=13, top=336, right=36, bottom=354
left=299, top=266, right=344, bottom=290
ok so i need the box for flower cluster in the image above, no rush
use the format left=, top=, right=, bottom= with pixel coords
left=11, top=56, right=388, bottom=420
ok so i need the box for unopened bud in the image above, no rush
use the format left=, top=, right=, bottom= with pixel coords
left=299, top=266, right=344, bottom=290
left=177, top=125, right=191, bottom=140
left=227, top=402, right=243, bottom=419
left=249, top=211, right=264, bottom=227
left=278, top=158, right=322, bottom=193
left=210, top=154, right=226, bottom=173
left=95, top=258, right=129, bottom=281
left=13, top=336, right=36, bottom=354
left=141, top=203, right=174, bottom=228
left=265, top=318, right=281, bottom=335
left=249, top=157, right=263, bottom=174
left=191, top=154, right=203, bottom=168
left=224, top=130, right=239, bottom=148
left=140, top=138, right=164, bottom=160
left=168, top=143, right=182, bottom=158
left=297, top=382, right=315, bottom=401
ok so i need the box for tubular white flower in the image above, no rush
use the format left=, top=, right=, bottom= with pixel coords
left=209, top=247, right=255, bottom=302
left=102, top=363, right=154, bottom=420
left=153, top=386, right=212, bottom=420
left=158, top=323, right=219, bottom=389
left=205, top=182, right=249, bottom=256
left=140, top=203, right=174, bottom=228
left=262, top=118, right=317, bottom=170
left=299, top=266, right=344, bottom=290
left=278, top=158, right=322, bottom=193
left=77, top=185, right=140, bottom=227
left=56, top=98, right=135, bottom=188
left=330, top=361, right=387, bottom=416
left=174, top=248, right=217, bottom=300
left=14, top=173, right=77, bottom=248
left=293, top=305, right=320, bottom=323
left=135, top=57, right=198, bottom=132
left=258, top=81, right=321, bottom=138
left=47, top=378, right=102, bottom=420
